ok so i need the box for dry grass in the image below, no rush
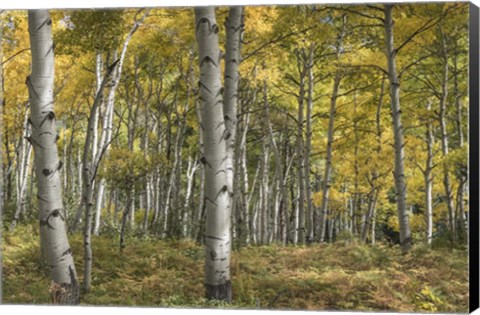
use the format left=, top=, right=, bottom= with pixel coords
left=2, top=225, right=469, bottom=312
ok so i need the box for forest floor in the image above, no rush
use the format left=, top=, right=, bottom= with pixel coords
left=2, top=224, right=469, bottom=312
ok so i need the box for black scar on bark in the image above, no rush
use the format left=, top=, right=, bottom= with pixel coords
left=46, top=43, right=55, bottom=57
left=27, top=117, right=37, bottom=129
left=198, top=81, right=212, bottom=94
left=215, top=120, right=225, bottom=130
left=214, top=169, right=227, bottom=176
left=42, top=168, right=53, bottom=176
left=36, top=17, right=52, bottom=31
left=196, top=17, right=211, bottom=34
left=200, top=56, right=218, bottom=68
left=37, top=193, right=48, bottom=202
left=47, top=111, right=56, bottom=120
left=211, top=24, right=219, bottom=35
left=61, top=248, right=72, bottom=257
left=205, top=281, right=232, bottom=303
left=205, top=197, right=218, bottom=207
left=26, top=136, right=45, bottom=149
left=214, top=185, right=228, bottom=200
left=39, top=131, right=53, bottom=137
left=40, top=211, right=57, bottom=229
left=39, top=111, right=55, bottom=128
left=206, top=235, right=223, bottom=241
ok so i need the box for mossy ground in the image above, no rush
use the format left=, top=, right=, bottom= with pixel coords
left=2, top=225, right=468, bottom=312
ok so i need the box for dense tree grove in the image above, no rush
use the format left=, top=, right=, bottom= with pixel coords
left=0, top=3, right=469, bottom=306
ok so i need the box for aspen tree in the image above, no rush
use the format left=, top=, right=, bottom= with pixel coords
left=27, top=10, right=80, bottom=304
left=383, top=4, right=412, bottom=253
left=318, top=16, right=346, bottom=242
left=195, top=7, right=232, bottom=302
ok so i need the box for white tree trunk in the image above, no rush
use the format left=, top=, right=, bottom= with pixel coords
left=142, top=95, right=152, bottom=233
left=194, top=99, right=206, bottom=242
left=453, top=46, right=468, bottom=241
left=239, top=96, right=253, bottom=244
left=92, top=51, right=104, bottom=236
left=438, top=26, right=456, bottom=244
left=318, top=72, right=341, bottom=242
left=371, top=207, right=376, bottom=246
left=260, top=140, right=270, bottom=245
left=425, top=102, right=434, bottom=245
left=11, top=108, right=32, bottom=230
left=183, top=157, right=198, bottom=238
left=27, top=10, right=79, bottom=304
left=81, top=57, right=119, bottom=292
left=195, top=7, right=232, bottom=301
left=305, top=44, right=315, bottom=243
left=263, top=80, right=287, bottom=244
left=223, top=6, right=243, bottom=215
left=93, top=181, right=105, bottom=235
left=318, top=18, right=345, bottom=243
left=92, top=51, right=102, bottom=162
left=384, top=4, right=412, bottom=254
left=295, top=50, right=306, bottom=244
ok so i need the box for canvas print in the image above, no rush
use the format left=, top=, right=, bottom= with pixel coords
left=0, top=2, right=473, bottom=312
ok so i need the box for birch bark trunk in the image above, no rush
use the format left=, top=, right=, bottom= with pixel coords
left=195, top=7, right=232, bottom=302
left=194, top=98, right=206, bottom=243
left=318, top=17, right=345, bottom=242
left=295, top=49, right=306, bottom=245
left=372, top=75, right=385, bottom=245
left=263, top=80, right=287, bottom=245
left=223, top=7, right=243, bottom=220
left=384, top=4, right=412, bottom=254
left=81, top=59, right=119, bottom=292
left=260, top=139, right=270, bottom=245
left=183, top=157, right=198, bottom=238
left=238, top=90, right=254, bottom=245
left=11, top=109, right=32, bottom=230
left=438, top=26, right=456, bottom=244
left=425, top=101, right=434, bottom=245
left=453, top=45, right=468, bottom=241
left=305, top=44, right=315, bottom=243
left=318, top=72, right=341, bottom=242
left=142, top=105, right=152, bottom=233
left=27, top=10, right=79, bottom=304
left=92, top=52, right=104, bottom=236
left=162, top=97, right=185, bottom=237
left=361, top=191, right=378, bottom=243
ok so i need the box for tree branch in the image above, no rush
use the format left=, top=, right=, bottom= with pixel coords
left=2, top=48, right=31, bottom=66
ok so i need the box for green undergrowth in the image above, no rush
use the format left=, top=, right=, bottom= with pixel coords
left=2, top=225, right=468, bottom=312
